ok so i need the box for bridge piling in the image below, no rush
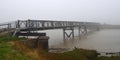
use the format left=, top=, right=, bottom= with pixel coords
left=84, top=25, right=87, bottom=34
left=80, top=25, right=87, bottom=35
left=37, top=35, right=49, bottom=52
left=63, top=27, right=74, bottom=40
left=78, top=26, right=81, bottom=36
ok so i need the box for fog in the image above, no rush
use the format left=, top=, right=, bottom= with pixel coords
left=0, top=0, right=120, bottom=24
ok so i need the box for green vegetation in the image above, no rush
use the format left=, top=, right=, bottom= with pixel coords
left=42, top=48, right=120, bottom=60
left=0, top=37, right=26, bottom=43
left=35, top=48, right=98, bottom=60
left=1, top=36, right=120, bottom=60
left=96, top=56, right=120, bottom=60
left=0, top=42, right=35, bottom=60
left=63, top=48, right=98, bottom=60
left=0, top=36, right=35, bottom=60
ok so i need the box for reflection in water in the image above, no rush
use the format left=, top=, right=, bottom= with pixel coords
left=39, top=29, right=120, bottom=52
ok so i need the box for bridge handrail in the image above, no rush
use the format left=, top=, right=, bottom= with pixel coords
left=0, top=19, right=101, bottom=31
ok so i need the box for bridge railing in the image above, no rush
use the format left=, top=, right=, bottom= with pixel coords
left=0, top=19, right=101, bottom=31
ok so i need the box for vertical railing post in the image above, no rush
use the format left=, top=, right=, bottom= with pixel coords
left=25, top=20, right=28, bottom=28
left=51, top=21, right=54, bottom=28
left=17, top=20, right=20, bottom=28
left=36, top=22, right=39, bottom=28
left=27, top=19, right=31, bottom=35
left=42, top=21, right=45, bottom=28
left=28, top=19, right=31, bottom=28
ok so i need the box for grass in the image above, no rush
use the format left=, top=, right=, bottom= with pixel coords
left=41, top=48, right=120, bottom=60
left=96, top=56, right=120, bottom=60
left=0, top=36, right=35, bottom=60
left=63, top=48, right=98, bottom=60
left=13, top=39, right=98, bottom=60
left=0, top=42, right=35, bottom=60
left=13, top=38, right=120, bottom=60
left=33, top=48, right=98, bottom=60
left=0, top=36, right=26, bottom=43
left=1, top=36, right=120, bottom=60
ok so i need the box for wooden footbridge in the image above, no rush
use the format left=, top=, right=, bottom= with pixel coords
left=0, top=19, right=101, bottom=39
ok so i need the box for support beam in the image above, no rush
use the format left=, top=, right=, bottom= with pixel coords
left=16, top=32, right=46, bottom=37
left=78, top=26, right=81, bottom=36
left=84, top=25, right=87, bottom=34
left=80, top=25, right=87, bottom=35
left=0, top=20, right=100, bottom=38
left=63, top=27, right=74, bottom=40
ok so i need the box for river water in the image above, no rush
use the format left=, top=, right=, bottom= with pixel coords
left=39, top=29, right=120, bottom=52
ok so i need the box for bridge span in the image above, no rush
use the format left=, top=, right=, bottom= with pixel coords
left=0, top=19, right=101, bottom=39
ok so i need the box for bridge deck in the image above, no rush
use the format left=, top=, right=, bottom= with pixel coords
left=0, top=19, right=100, bottom=31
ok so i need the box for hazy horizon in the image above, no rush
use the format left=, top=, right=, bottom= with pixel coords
left=0, top=0, right=120, bottom=25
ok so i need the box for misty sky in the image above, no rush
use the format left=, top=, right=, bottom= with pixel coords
left=0, top=0, right=120, bottom=24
